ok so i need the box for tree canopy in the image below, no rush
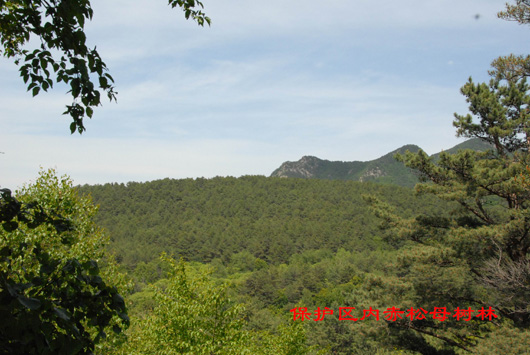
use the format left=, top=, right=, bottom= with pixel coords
left=491, top=0, right=530, bottom=81
left=360, top=3, right=530, bottom=351
left=0, top=169, right=129, bottom=354
left=0, top=0, right=210, bottom=133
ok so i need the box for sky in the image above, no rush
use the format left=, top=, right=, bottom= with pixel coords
left=1, top=0, right=528, bottom=188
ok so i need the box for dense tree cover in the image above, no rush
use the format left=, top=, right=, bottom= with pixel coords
left=236, top=247, right=398, bottom=354
left=0, top=0, right=210, bottom=133
left=0, top=169, right=129, bottom=354
left=109, top=257, right=321, bottom=355
left=360, top=3, right=530, bottom=352
left=77, top=176, right=459, bottom=353
left=3, top=169, right=525, bottom=354
left=115, top=246, right=427, bottom=354
left=78, top=176, right=446, bottom=269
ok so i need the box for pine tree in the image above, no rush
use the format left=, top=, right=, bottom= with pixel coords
left=364, top=2, right=530, bottom=351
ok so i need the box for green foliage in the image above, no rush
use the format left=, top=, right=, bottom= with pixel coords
left=235, top=247, right=401, bottom=354
left=168, top=0, right=211, bottom=26
left=429, top=138, right=493, bottom=161
left=77, top=176, right=444, bottom=269
left=365, top=57, right=530, bottom=353
left=0, top=0, right=210, bottom=133
left=498, top=0, right=530, bottom=28
left=471, top=322, right=530, bottom=354
left=0, top=169, right=128, bottom=354
left=114, top=257, right=318, bottom=355
left=492, top=1, right=530, bottom=81
left=119, top=257, right=248, bottom=354
left=76, top=176, right=451, bottom=353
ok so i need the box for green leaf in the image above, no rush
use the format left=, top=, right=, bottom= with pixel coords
left=2, top=220, right=18, bottom=232
left=118, top=312, right=130, bottom=324
left=54, top=307, right=71, bottom=321
left=72, top=83, right=81, bottom=98
left=18, top=296, right=41, bottom=310
left=83, top=260, right=99, bottom=274
left=25, top=52, right=36, bottom=61
left=98, top=76, right=108, bottom=88
left=112, top=293, right=125, bottom=309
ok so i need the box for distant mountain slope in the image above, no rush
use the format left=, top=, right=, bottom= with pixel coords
left=271, top=138, right=492, bottom=188
left=430, top=138, right=494, bottom=160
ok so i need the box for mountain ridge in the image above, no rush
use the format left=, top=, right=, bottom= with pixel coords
left=270, top=138, right=493, bottom=188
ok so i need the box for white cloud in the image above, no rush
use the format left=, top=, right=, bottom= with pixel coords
left=1, top=0, right=527, bottom=187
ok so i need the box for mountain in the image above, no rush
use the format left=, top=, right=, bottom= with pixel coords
left=430, top=138, right=494, bottom=159
left=270, top=138, right=493, bottom=188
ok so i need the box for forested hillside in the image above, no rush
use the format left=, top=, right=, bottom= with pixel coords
left=78, top=177, right=455, bottom=353
left=76, top=172, right=530, bottom=354
left=78, top=176, right=443, bottom=269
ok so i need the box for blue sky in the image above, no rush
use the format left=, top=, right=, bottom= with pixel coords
left=1, top=0, right=528, bottom=188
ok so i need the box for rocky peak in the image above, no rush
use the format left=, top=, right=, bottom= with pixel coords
left=270, top=156, right=323, bottom=178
